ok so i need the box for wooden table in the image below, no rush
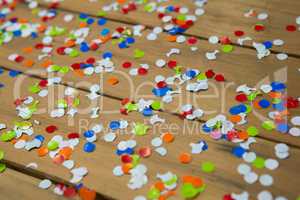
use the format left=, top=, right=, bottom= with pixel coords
left=0, top=1, right=299, bottom=200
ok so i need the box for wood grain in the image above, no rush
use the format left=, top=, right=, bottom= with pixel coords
left=1, top=4, right=299, bottom=147
left=0, top=66, right=299, bottom=200
left=35, top=0, right=300, bottom=56
left=0, top=168, right=76, bottom=200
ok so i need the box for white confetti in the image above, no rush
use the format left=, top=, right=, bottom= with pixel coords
left=259, top=174, right=273, bottom=186
left=38, top=179, right=52, bottom=189
left=257, top=190, right=273, bottom=200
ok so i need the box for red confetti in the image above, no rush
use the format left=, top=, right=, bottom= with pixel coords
left=187, top=37, right=198, bottom=45
left=15, top=56, right=24, bottom=63
left=67, top=132, right=80, bottom=139
left=223, top=194, right=234, bottom=200
left=286, top=25, right=296, bottom=32
left=286, top=97, right=299, bottom=108
left=121, top=98, right=130, bottom=105
left=71, top=63, right=81, bottom=70
left=254, top=24, right=265, bottom=31
left=56, top=47, right=66, bottom=55
left=205, top=70, right=215, bottom=78
left=138, top=67, right=148, bottom=75
left=39, top=79, right=48, bottom=87
left=63, top=187, right=77, bottom=198
left=122, top=61, right=132, bottom=68
left=215, top=74, right=225, bottom=82
left=86, top=57, right=95, bottom=64
left=157, top=81, right=167, bottom=88
left=121, top=155, right=132, bottom=163
left=220, top=36, right=231, bottom=44
left=46, top=125, right=58, bottom=133
left=234, top=30, right=245, bottom=37
left=138, top=147, right=152, bottom=158
left=235, top=93, right=248, bottom=102
left=167, top=60, right=177, bottom=68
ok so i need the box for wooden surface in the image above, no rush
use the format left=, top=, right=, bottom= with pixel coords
left=37, top=0, right=300, bottom=55
left=0, top=167, right=78, bottom=200
left=0, top=1, right=300, bottom=200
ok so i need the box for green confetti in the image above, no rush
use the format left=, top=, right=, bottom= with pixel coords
left=57, top=99, right=67, bottom=108
left=252, top=157, right=265, bottom=169
left=147, top=188, right=160, bottom=200
left=247, top=126, right=259, bottom=136
left=134, top=49, right=145, bottom=59
left=29, top=84, right=41, bottom=94
left=131, top=154, right=140, bottom=168
left=69, top=49, right=79, bottom=57
left=245, top=104, right=252, bottom=113
left=164, top=175, right=178, bottom=186
left=180, top=183, right=199, bottom=199
left=151, top=101, right=161, bottom=110
left=133, top=123, right=149, bottom=136
left=59, top=66, right=69, bottom=74
left=51, top=65, right=61, bottom=72
left=0, top=130, right=16, bottom=142
left=177, top=14, right=186, bottom=21
left=221, top=44, right=234, bottom=53
left=201, top=161, right=215, bottom=173
left=262, top=120, right=275, bottom=131
left=0, top=150, right=4, bottom=160
left=0, top=163, right=6, bottom=173
left=125, top=103, right=138, bottom=112
left=47, top=140, right=59, bottom=151
left=196, top=72, right=207, bottom=80
left=73, top=98, right=80, bottom=107
left=97, top=11, right=107, bottom=17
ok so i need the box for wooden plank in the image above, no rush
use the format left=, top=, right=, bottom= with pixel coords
left=1, top=4, right=299, bottom=147
left=34, top=0, right=300, bottom=55
left=0, top=65, right=300, bottom=200
left=0, top=168, right=75, bottom=200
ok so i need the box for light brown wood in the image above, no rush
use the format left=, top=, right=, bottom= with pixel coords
left=35, top=0, right=300, bottom=55
left=0, top=66, right=299, bottom=200
left=1, top=4, right=299, bottom=147
left=0, top=2, right=300, bottom=200
left=0, top=168, right=75, bottom=200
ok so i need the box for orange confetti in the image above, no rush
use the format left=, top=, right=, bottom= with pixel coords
left=22, top=47, right=33, bottom=53
left=78, top=187, right=96, bottom=200
left=37, top=146, right=49, bottom=157
left=19, top=18, right=28, bottom=23
left=41, top=60, right=53, bottom=68
left=237, top=131, right=249, bottom=140
left=107, top=77, right=119, bottom=85
left=179, top=152, right=192, bottom=164
left=182, top=175, right=203, bottom=187
left=229, top=115, right=242, bottom=123
left=162, top=132, right=174, bottom=143
left=79, top=22, right=87, bottom=28
left=154, top=181, right=165, bottom=191
left=269, top=92, right=281, bottom=99
left=74, top=69, right=84, bottom=77
left=23, top=59, right=35, bottom=67
left=117, top=0, right=126, bottom=3
left=167, top=35, right=177, bottom=42
left=122, top=163, right=133, bottom=174
left=176, top=19, right=186, bottom=26
left=253, top=100, right=261, bottom=109
left=37, top=25, right=47, bottom=33
left=59, top=147, right=73, bottom=160
left=65, top=39, right=76, bottom=47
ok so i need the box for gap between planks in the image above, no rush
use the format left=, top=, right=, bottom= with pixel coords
left=2, top=158, right=113, bottom=200
left=33, top=1, right=300, bottom=59
left=0, top=65, right=299, bottom=149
